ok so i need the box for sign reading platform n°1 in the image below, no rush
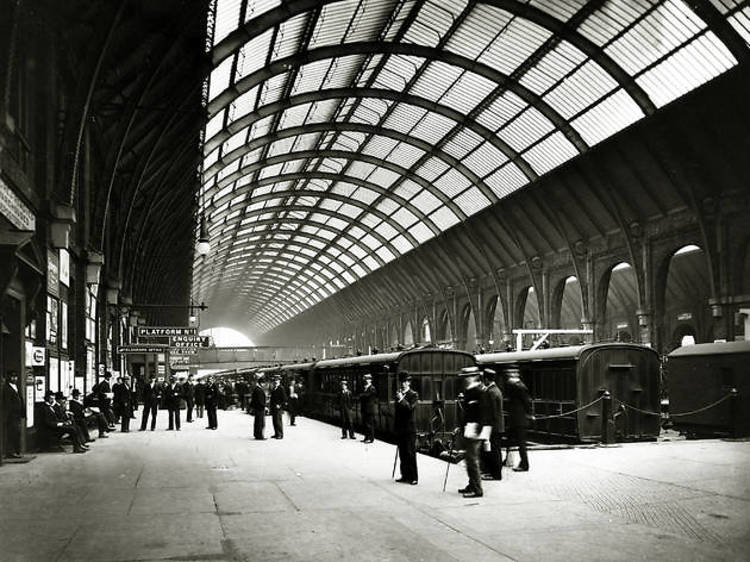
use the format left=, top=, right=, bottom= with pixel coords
left=137, top=326, right=198, bottom=337
left=118, top=344, right=169, bottom=354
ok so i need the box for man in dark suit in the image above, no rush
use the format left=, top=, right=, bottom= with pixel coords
left=359, top=374, right=377, bottom=443
left=457, top=366, right=492, bottom=498
left=287, top=378, right=300, bottom=426
left=112, top=376, right=125, bottom=423
left=164, top=376, right=183, bottom=431
left=118, top=376, right=135, bottom=432
left=249, top=373, right=266, bottom=439
left=95, top=372, right=115, bottom=426
left=394, top=373, right=419, bottom=485
left=140, top=375, right=162, bottom=431
left=195, top=377, right=206, bottom=419
left=204, top=376, right=219, bottom=430
left=269, top=375, right=287, bottom=439
left=2, top=370, right=24, bottom=458
left=183, top=374, right=196, bottom=422
left=482, top=368, right=505, bottom=481
left=338, top=380, right=356, bottom=439
left=40, top=391, right=87, bottom=453
left=505, top=367, right=532, bottom=472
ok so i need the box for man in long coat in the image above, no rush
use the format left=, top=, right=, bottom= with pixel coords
left=249, top=373, right=266, bottom=439
left=359, top=374, right=377, bottom=443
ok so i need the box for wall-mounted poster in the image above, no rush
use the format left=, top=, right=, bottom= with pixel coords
left=59, top=249, right=70, bottom=287
left=47, top=250, right=59, bottom=297
left=49, top=356, right=59, bottom=393
left=47, top=296, right=58, bottom=345
left=26, top=384, right=35, bottom=428
left=86, top=347, right=95, bottom=391
left=61, top=301, right=68, bottom=350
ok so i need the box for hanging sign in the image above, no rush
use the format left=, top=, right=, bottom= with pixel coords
left=169, top=335, right=211, bottom=348
left=0, top=176, right=35, bottom=231
left=118, top=344, right=170, bottom=354
left=137, top=326, right=198, bottom=337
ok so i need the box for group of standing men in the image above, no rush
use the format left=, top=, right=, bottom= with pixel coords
left=457, top=365, right=531, bottom=498
left=139, top=374, right=220, bottom=431
left=248, top=373, right=299, bottom=440
left=337, top=374, right=377, bottom=442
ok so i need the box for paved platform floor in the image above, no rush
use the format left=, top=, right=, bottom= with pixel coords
left=1, top=410, right=748, bottom=562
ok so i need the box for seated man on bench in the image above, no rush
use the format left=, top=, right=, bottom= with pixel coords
left=69, top=389, right=109, bottom=441
left=40, top=391, right=88, bottom=454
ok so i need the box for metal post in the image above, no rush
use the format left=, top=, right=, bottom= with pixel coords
left=729, top=388, right=739, bottom=439
left=600, top=390, right=613, bottom=444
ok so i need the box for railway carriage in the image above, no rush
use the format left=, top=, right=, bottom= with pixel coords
left=299, top=348, right=476, bottom=444
left=476, top=343, right=661, bottom=442
left=667, top=341, right=749, bottom=437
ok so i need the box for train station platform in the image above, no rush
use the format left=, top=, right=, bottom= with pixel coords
left=1, top=411, right=748, bottom=562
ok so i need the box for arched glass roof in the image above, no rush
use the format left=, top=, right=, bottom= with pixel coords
left=193, top=0, right=748, bottom=335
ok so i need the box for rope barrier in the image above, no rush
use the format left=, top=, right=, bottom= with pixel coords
left=615, top=392, right=735, bottom=418
left=532, top=395, right=605, bottom=421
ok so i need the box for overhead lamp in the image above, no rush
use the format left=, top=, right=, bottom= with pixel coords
left=197, top=214, right=210, bottom=256
left=86, top=250, right=104, bottom=285
left=107, top=279, right=121, bottom=306
left=50, top=204, right=76, bottom=249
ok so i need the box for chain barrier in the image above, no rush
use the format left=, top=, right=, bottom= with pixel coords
left=532, top=395, right=605, bottom=421
left=614, top=392, right=735, bottom=418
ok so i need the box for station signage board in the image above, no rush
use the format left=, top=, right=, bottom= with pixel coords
left=118, top=344, right=170, bottom=354
left=170, top=355, right=193, bottom=365
left=0, top=176, right=35, bottom=231
left=169, top=335, right=211, bottom=349
left=137, top=326, right=198, bottom=337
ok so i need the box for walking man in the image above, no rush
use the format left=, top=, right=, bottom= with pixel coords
left=394, top=373, right=418, bottom=485
left=338, top=380, right=355, bottom=439
left=359, top=374, right=377, bottom=443
left=505, top=367, right=532, bottom=472
left=482, top=368, right=504, bottom=481
left=457, top=366, right=491, bottom=498
left=250, top=373, right=266, bottom=439
left=269, top=375, right=287, bottom=439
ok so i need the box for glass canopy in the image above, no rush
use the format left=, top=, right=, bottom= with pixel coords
left=194, top=0, right=748, bottom=335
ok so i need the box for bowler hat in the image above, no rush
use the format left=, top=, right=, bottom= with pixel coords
left=398, top=371, right=412, bottom=382
left=458, top=366, right=481, bottom=377
left=71, top=389, right=81, bottom=397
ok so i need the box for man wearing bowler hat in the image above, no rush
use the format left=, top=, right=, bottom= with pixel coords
left=359, top=374, right=377, bottom=443
left=338, top=380, right=355, bottom=440
left=482, top=368, right=505, bottom=481
left=457, top=366, right=492, bottom=498
left=394, top=372, right=419, bottom=485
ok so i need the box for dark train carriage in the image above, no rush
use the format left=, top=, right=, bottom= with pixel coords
left=476, top=343, right=661, bottom=442
left=307, top=348, right=476, bottom=443
left=667, top=341, right=749, bottom=437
